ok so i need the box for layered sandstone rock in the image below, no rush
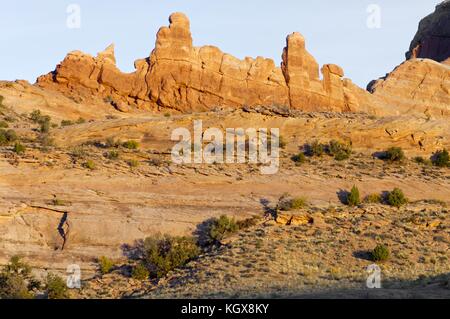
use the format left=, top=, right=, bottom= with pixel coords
left=369, top=1, right=450, bottom=118
left=37, top=13, right=361, bottom=114
left=369, top=59, right=450, bottom=117
left=406, top=0, right=450, bottom=63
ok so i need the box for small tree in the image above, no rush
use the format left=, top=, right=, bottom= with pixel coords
left=0, top=256, right=38, bottom=299
left=208, top=215, right=240, bottom=244
left=45, top=273, right=69, bottom=299
left=131, top=263, right=149, bottom=281
left=143, top=235, right=200, bottom=278
left=387, top=188, right=408, bottom=208
left=371, top=244, right=390, bottom=262
left=432, top=149, right=449, bottom=168
left=13, top=142, right=26, bottom=155
left=384, top=147, right=405, bottom=162
left=347, top=185, right=361, bottom=207
left=122, top=140, right=139, bottom=150
left=98, top=256, right=114, bottom=275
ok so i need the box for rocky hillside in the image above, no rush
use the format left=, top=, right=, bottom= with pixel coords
left=0, top=2, right=449, bottom=299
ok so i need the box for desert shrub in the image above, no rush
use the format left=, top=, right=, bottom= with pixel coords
left=143, top=235, right=200, bottom=278
left=51, top=198, right=68, bottom=206
left=207, top=215, right=240, bottom=244
left=327, top=140, right=352, bottom=161
left=0, top=129, right=18, bottom=145
left=0, top=121, right=8, bottom=128
left=236, top=216, right=261, bottom=229
left=131, top=263, right=149, bottom=281
left=45, top=273, right=69, bottom=299
left=105, top=137, right=121, bottom=148
left=414, top=156, right=432, bottom=166
left=291, top=153, right=306, bottom=165
left=70, top=146, right=88, bottom=159
left=365, top=193, right=382, bottom=204
left=61, top=120, right=74, bottom=127
left=387, top=188, right=408, bottom=208
left=122, top=140, right=139, bottom=150
left=346, top=185, right=361, bottom=207
left=76, top=117, right=86, bottom=124
left=277, top=193, right=307, bottom=211
left=306, top=140, right=325, bottom=157
left=279, top=136, right=287, bottom=149
left=383, top=147, right=405, bottom=162
left=127, top=159, right=139, bottom=168
left=83, top=160, right=96, bottom=170
left=0, top=95, right=4, bottom=107
left=0, top=273, right=33, bottom=299
left=38, top=134, right=55, bottom=150
left=40, top=120, right=51, bottom=133
left=13, top=142, right=26, bottom=155
left=0, top=256, right=37, bottom=299
left=432, top=149, right=449, bottom=168
left=371, top=244, right=390, bottom=262
left=105, top=150, right=120, bottom=160
left=98, top=256, right=114, bottom=275
left=164, top=113, right=171, bottom=118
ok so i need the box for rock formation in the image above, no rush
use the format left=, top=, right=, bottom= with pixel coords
left=37, top=8, right=450, bottom=118
left=406, top=0, right=450, bottom=63
left=37, top=13, right=362, bottom=114
left=369, top=1, right=450, bottom=118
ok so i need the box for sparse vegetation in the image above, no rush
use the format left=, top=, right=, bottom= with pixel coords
left=277, top=193, right=307, bottom=211
left=122, top=140, right=139, bottom=150
left=414, top=156, right=432, bottom=166
left=51, top=198, right=68, bottom=206
left=0, top=120, right=8, bottom=128
left=45, top=273, right=69, bottom=299
left=142, top=235, right=200, bottom=278
left=327, top=140, right=352, bottom=161
left=0, top=129, right=18, bottom=145
left=0, top=95, right=4, bottom=108
left=13, top=142, right=26, bottom=155
left=346, top=185, right=361, bottom=207
left=98, top=256, right=115, bottom=275
left=306, top=140, right=325, bottom=157
left=371, top=244, right=390, bottom=262
left=432, top=149, right=449, bottom=168
left=383, top=147, right=405, bottom=162
left=83, top=160, right=96, bottom=170
left=105, top=150, right=120, bottom=160
left=131, top=263, right=150, bottom=281
left=279, top=136, right=287, bottom=149
left=105, top=137, right=121, bottom=148
left=291, top=153, right=306, bottom=165
left=387, top=188, right=408, bottom=208
left=0, top=256, right=38, bottom=299
left=61, top=120, right=74, bottom=127
left=127, top=159, right=139, bottom=168
left=305, top=140, right=352, bottom=160
left=207, top=215, right=240, bottom=244
left=365, top=193, right=382, bottom=204
left=30, top=110, right=52, bottom=133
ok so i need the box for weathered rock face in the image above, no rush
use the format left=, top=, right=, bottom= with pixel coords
left=37, top=13, right=361, bottom=114
left=369, top=59, right=450, bottom=117
left=369, top=1, right=450, bottom=118
left=406, top=0, right=450, bottom=63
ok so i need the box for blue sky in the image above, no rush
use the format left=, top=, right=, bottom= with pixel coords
left=0, top=0, right=438, bottom=87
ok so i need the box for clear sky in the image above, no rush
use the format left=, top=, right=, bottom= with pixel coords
left=0, top=0, right=439, bottom=88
